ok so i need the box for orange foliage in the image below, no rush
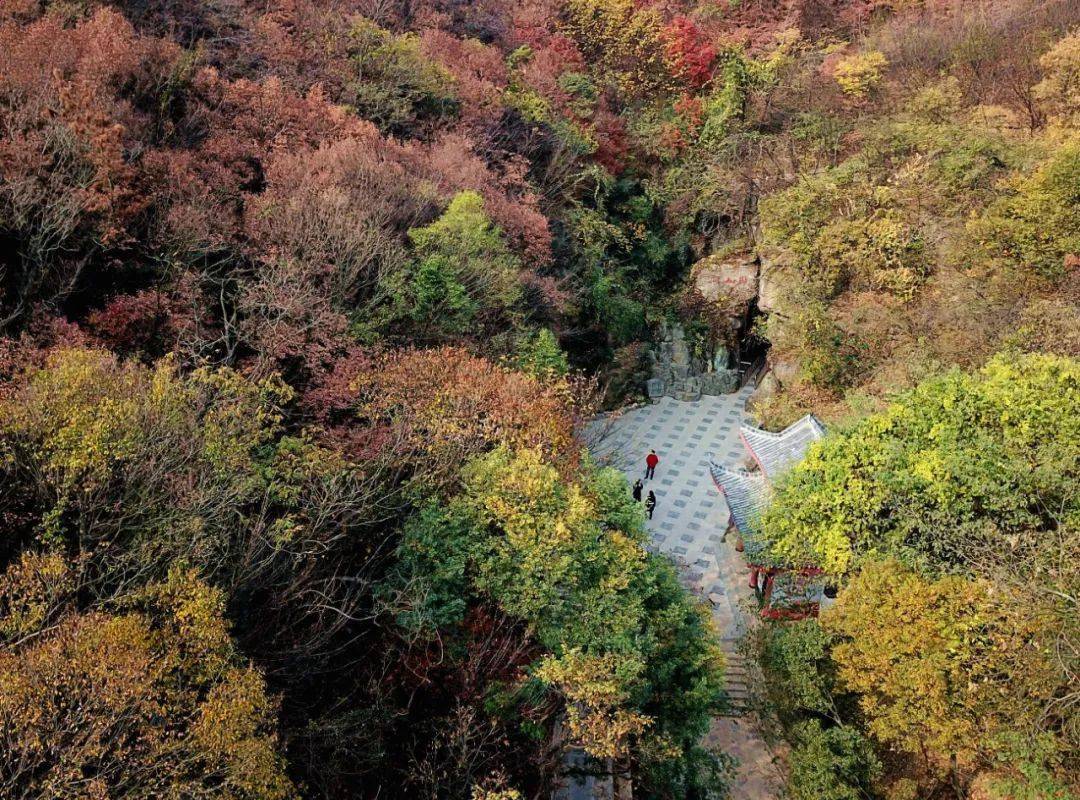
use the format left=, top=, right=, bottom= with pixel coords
left=244, top=135, right=421, bottom=309
left=419, top=29, right=509, bottom=128
left=348, top=347, right=584, bottom=484
left=0, top=9, right=158, bottom=243
left=249, top=0, right=357, bottom=98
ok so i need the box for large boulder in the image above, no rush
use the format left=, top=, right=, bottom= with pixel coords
left=692, top=252, right=759, bottom=309
left=747, top=371, right=780, bottom=416
left=671, top=331, right=691, bottom=367
left=675, top=390, right=700, bottom=402
left=770, top=355, right=800, bottom=386
left=712, top=346, right=730, bottom=372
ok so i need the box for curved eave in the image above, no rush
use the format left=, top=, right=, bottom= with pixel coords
left=707, top=460, right=770, bottom=551
left=738, top=414, right=826, bottom=479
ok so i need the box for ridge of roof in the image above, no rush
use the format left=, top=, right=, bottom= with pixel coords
left=739, top=414, right=826, bottom=441
left=738, top=414, right=826, bottom=479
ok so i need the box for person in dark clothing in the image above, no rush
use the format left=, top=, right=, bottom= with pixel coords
left=645, top=490, right=656, bottom=519
left=645, top=450, right=659, bottom=479
left=632, top=479, right=643, bottom=502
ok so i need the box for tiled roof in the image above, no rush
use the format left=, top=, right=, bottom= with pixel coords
left=739, top=414, right=826, bottom=479
left=707, top=460, right=771, bottom=558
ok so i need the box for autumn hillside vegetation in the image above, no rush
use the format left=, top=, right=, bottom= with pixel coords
left=753, top=354, right=1079, bottom=800
left=1, top=0, right=1079, bottom=798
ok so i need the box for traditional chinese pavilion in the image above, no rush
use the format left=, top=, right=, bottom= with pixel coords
left=708, top=415, right=826, bottom=619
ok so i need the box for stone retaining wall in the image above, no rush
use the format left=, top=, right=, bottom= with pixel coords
left=646, top=320, right=740, bottom=401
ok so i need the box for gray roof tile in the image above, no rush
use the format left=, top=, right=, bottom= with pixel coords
left=707, top=461, right=771, bottom=558
left=738, top=414, right=826, bottom=479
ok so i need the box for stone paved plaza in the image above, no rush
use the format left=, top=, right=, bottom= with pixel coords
left=587, top=384, right=786, bottom=800
left=587, top=384, right=757, bottom=639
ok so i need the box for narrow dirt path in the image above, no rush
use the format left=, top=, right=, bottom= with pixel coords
left=588, top=388, right=785, bottom=800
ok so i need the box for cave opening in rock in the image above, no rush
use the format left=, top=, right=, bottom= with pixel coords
left=733, top=297, right=770, bottom=386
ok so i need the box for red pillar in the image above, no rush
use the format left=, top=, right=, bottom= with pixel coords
left=763, top=572, right=776, bottom=606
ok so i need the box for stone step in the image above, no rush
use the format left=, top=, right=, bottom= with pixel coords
left=723, top=645, right=753, bottom=716
left=722, top=694, right=751, bottom=716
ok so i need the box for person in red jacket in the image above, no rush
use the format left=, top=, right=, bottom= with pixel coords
left=645, top=449, right=659, bottom=480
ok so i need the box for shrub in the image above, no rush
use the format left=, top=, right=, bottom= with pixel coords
left=787, top=720, right=880, bottom=800
left=758, top=159, right=871, bottom=299
left=832, top=51, right=888, bottom=98
left=346, top=18, right=459, bottom=136
left=560, top=0, right=674, bottom=101
left=766, top=302, right=865, bottom=392
left=758, top=619, right=835, bottom=722
left=587, top=268, right=646, bottom=346
left=347, top=346, right=583, bottom=486
left=512, top=328, right=570, bottom=377
left=971, top=135, right=1080, bottom=279
left=387, top=191, right=523, bottom=339
left=815, top=214, right=927, bottom=299
left=1033, top=30, right=1080, bottom=129
left=663, top=16, right=717, bottom=89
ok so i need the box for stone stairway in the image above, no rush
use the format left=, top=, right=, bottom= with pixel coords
left=721, top=640, right=752, bottom=715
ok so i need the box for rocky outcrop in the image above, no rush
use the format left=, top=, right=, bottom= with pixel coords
left=647, top=321, right=740, bottom=401
left=754, top=247, right=806, bottom=403
left=692, top=251, right=759, bottom=308
left=746, top=371, right=779, bottom=417
left=756, top=246, right=788, bottom=315
left=646, top=250, right=768, bottom=402
left=770, top=356, right=799, bottom=386
left=645, top=247, right=801, bottom=404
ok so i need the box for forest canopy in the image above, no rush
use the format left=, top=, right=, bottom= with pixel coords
left=1, top=0, right=1078, bottom=798
left=756, top=353, right=1078, bottom=799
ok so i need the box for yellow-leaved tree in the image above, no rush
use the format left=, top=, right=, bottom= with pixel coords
left=822, top=560, right=1057, bottom=774
left=390, top=445, right=726, bottom=786
left=0, top=555, right=295, bottom=799
left=1034, top=30, right=1080, bottom=130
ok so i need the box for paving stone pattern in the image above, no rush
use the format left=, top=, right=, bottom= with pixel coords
left=588, top=386, right=785, bottom=800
